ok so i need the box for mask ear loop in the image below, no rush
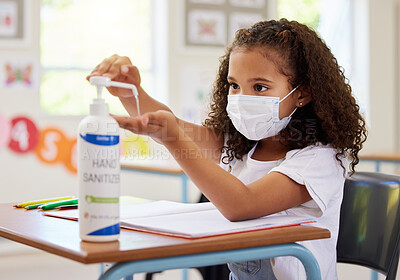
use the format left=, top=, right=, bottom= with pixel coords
left=288, top=107, right=298, bottom=118
left=278, top=83, right=302, bottom=119
left=279, top=84, right=301, bottom=104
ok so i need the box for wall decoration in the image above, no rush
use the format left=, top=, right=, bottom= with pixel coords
left=35, top=127, right=69, bottom=165
left=0, top=113, right=10, bottom=149
left=187, top=10, right=226, bottom=46
left=8, top=116, right=39, bottom=154
left=229, top=12, right=264, bottom=42
left=1, top=114, right=78, bottom=173
left=0, top=0, right=30, bottom=48
left=179, top=65, right=214, bottom=124
left=229, top=0, right=266, bottom=8
left=0, top=113, right=152, bottom=175
left=0, top=0, right=17, bottom=37
left=0, top=56, right=39, bottom=89
left=190, top=0, right=225, bottom=4
left=184, top=0, right=267, bottom=48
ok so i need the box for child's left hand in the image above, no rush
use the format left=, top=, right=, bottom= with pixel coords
left=112, top=110, right=181, bottom=144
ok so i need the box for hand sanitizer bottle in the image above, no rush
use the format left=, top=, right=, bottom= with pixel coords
left=78, top=76, right=139, bottom=242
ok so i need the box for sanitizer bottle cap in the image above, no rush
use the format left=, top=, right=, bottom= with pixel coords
left=89, top=76, right=109, bottom=116
left=90, top=98, right=109, bottom=116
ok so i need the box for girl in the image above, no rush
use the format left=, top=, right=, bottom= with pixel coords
left=88, top=19, right=367, bottom=280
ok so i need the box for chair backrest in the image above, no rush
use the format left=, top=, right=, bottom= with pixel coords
left=337, top=172, right=400, bottom=279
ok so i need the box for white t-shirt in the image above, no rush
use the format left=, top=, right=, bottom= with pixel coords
left=219, top=142, right=346, bottom=280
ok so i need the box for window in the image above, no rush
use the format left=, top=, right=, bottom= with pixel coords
left=278, top=0, right=369, bottom=117
left=40, top=0, right=159, bottom=115
left=278, top=0, right=321, bottom=31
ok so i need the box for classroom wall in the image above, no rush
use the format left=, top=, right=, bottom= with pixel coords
left=364, top=0, right=399, bottom=154
left=1, top=0, right=398, bottom=203
left=397, top=0, right=400, bottom=150
left=0, top=0, right=399, bottom=279
left=0, top=1, right=199, bottom=205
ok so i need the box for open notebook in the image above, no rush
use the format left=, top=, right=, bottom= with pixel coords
left=43, top=200, right=315, bottom=239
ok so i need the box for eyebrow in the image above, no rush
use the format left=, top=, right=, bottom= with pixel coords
left=226, top=76, right=273, bottom=84
left=249, top=77, right=273, bottom=83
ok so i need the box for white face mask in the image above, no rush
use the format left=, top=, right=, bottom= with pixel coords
left=226, top=85, right=300, bottom=141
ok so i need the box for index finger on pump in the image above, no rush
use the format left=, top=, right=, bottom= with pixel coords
left=87, top=55, right=133, bottom=81
left=105, top=57, right=129, bottom=80
left=98, top=56, right=120, bottom=75
left=87, top=55, right=119, bottom=80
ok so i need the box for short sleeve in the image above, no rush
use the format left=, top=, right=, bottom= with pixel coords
left=269, top=145, right=346, bottom=217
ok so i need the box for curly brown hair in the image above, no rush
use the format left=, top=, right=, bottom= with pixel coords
left=204, top=19, right=367, bottom=174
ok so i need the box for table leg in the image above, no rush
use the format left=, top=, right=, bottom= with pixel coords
left=181, top=174, right=188, bottom=203
left=98, top=243, right=321, bottom=280
left=370, top=270, right=378, bottom=280
left=182, top=268, right=188, bottom=280
left=375, top=161, right=381, bottom=173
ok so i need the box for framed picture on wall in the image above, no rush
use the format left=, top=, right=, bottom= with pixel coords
left=187, top=9, right=227, bottom=46
left=184, top=0, right=267, bottom=48
left=0, top=0, right=30, bottom=48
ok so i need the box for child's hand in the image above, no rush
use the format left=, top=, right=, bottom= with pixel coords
left=86, top=54, right=141, bottom=98
left=112, top=110, right=181, bottom=144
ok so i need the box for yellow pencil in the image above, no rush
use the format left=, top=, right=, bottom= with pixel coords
left=13, top=196, right=74, bottom=208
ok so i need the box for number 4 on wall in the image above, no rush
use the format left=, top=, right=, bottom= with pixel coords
left=8, top=116, right=39, bottom=154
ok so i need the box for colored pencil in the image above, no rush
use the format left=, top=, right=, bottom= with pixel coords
left=13, top=196, right=74, bottom=208
left=55, top=205, right=78, bottom=210
left=24, top=203, right=45, bottom=210
left=39, top=198, right=78, bottom=210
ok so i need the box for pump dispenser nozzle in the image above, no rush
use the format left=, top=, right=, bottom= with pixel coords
left=96, top=85, right=103, bottom=99
left=89, top=76, right=140, bottom=116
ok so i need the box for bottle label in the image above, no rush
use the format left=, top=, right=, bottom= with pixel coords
left=78, top=133, right=120, bottom=238
left=87, top=223, right=120, bottom=236
left=79, top=134, right=119, bottom=146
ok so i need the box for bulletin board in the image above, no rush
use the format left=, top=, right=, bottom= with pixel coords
left=184, top=0, right=268, bottom=48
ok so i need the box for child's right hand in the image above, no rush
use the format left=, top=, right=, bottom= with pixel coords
left=86, top=54, right=141, bottom=98
left=112, top=110, right=181, bottom=145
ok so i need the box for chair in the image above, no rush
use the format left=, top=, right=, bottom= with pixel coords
left=337, top=172, right=400, bottom=279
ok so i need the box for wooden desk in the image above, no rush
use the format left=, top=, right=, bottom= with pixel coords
left=0, top=203, right=330, bottom=280
left=121, top=161, right=189, bottom=203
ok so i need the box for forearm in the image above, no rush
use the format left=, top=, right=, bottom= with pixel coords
left=175, top=120, right=224, bottom=162
left=119, top=85, right=171, bottom=117
left=163, top=129, right=251, bottom=221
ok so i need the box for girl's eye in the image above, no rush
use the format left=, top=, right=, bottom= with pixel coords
left=229, top=83, right=239, bottom=90
left=254, top=84, right=268, bottom=92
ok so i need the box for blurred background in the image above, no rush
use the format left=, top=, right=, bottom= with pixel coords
left=0, top=0, right=399, bottom=279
